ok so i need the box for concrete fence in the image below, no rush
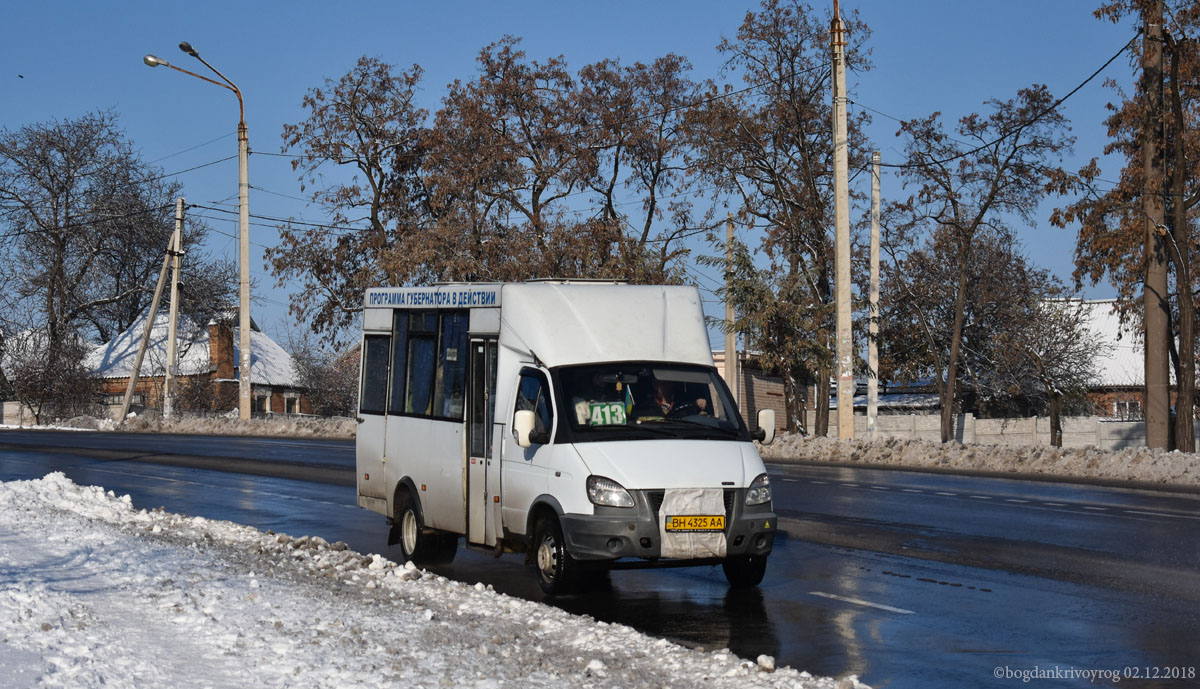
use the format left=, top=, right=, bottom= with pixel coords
left=828, top=413, right=1181, bottom=452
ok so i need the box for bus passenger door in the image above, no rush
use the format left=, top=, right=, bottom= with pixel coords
left=467, top=338, right=498, bottom=545
left=356, top=333, right=391, bottom=511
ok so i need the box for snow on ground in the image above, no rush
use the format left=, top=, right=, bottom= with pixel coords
left=761, top=433, right=1200, bottom=488
left=0, top=473, right=866, bottom=689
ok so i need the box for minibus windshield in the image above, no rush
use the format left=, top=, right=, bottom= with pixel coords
left=556, top=363, right=747, bottom=441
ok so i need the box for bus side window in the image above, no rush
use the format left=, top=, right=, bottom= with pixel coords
left=359, top=335, right=391, bottom=415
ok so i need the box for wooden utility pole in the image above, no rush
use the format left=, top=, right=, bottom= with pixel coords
left=164, top=198, right=184, bottom=419
left=725, top=215, right=740, bottom=407
left=1143, top=0, right=1171, bottom=449
left=831, top=0, right=854, bottom=439
left=119, top=234, right=174, bottom=421
left=868, top=152, right=881, bottom=438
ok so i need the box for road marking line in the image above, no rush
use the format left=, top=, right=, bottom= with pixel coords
left=1124, top=510, right=1200, bottom=521
left=1004, top=499, right=1030, bottom=504
left=1043, top=502, right=1066, bottom=507
left=901, top=489, right=924, bottom=493
left=969, top=495, right=992, bottom=500
left=840, top=483, right=859, bottom=487
left=809, top=480, right=829, bottom=484
left=809, top=591, right=914, bottom=615
left=871, top=486, right=891, bottom=490
left=1083, top=506, right=1108, bottom=511
left=780, top=478, right=799, bottom=482
left=936, top=492, right=957, bottom=496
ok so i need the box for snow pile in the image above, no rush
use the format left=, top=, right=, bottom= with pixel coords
left=119, top=414, right=356, bottom=439
left=761, top=434, right=1200, bottom=488
left=60, top=416, right=117, bottom=432
left=0, top=473, right=867, bottom=689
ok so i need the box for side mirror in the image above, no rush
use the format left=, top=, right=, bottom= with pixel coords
left=752, top=409, right=776, bottom=445
left=514, top=410, right=536, bottom=448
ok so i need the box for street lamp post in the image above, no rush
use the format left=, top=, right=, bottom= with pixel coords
left=145, top=44, right=252, bottom=420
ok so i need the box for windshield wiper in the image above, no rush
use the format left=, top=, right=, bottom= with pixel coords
left=657, top=418, right=742, bottom=436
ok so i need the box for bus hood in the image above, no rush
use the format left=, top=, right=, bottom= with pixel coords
left=570, top=440, right=763, bottom=490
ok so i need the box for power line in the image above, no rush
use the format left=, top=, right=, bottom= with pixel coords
left=145, top=132, right=234, bottom=165
left=865, top=31, right=1140, bottom=171
left=0, top=203, right=175, bottom=241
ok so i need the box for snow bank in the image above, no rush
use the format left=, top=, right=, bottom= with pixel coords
left=118, top=414, right=356, bottom=439
left=0, top=473, right=867, bottom=689
left=761, top=434, right=1200, bottom=488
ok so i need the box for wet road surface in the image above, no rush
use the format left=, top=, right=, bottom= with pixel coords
left=0, top=429, right=1197, bottom=688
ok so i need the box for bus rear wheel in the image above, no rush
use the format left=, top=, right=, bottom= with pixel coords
left=396, top=491, right=439, bottom=565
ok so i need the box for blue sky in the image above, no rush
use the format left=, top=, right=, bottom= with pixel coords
left=2, top=1, right=1139, bottom=344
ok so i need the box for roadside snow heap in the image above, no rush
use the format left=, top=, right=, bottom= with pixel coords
left=119, top=414, right=357, bottom=439
left=0, top=473, right=868, bottom=689
left=761, top=434, right=1200, bottom=488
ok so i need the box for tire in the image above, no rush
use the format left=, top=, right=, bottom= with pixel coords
left=532, top=514, right=579, bottom=595
left=722, top=555, right=768, bottom=589
left=431, top=533, right=458, bottom=565
left=395, top=490, right=439, bottom=565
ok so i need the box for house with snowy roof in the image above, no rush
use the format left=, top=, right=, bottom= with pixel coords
left=1080, top=298, right=1162, bottom=420
left=87, top=310, right=310, bottom=418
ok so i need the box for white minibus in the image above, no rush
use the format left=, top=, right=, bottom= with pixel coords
left=355, top=281, right=776, bottom=594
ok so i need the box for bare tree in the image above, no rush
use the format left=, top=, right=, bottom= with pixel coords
left=888, top=85, right=1075, bottom=442
left=690, top=0, right=873, bottom=435
left=2, top=319, right=99, bottom=424
left=280, top=326, right=357, bottom=418
left=268, top=57, right=430, bottom=346
left=992, top=297, right=1104, bottom=446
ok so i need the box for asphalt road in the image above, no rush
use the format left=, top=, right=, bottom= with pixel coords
left=0, top=429, right=1197, bottom=689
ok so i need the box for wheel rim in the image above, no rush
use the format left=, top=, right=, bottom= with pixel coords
left=401, top=509, right=418, bottom=555
left=537, top=533, right=558, bottom=580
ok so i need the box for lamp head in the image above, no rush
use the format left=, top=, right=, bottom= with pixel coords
left=143, top=54, right=169, bottom=68
left=179, top=42, right=199, bottom=58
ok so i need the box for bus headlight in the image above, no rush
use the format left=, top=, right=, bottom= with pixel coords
left=587, top=475, right=635, bottom=508
left=745, top=473, right=772, bottom=506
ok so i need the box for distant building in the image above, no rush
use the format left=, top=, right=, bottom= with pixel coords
left=1080, top=299, right=1160, bottom=420
left=712, top=349, right=789, bottom=434
left=87, top=311, right=310, bottom=418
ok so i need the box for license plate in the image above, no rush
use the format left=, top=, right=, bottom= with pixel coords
left=665, top=515, right=725, bottom=532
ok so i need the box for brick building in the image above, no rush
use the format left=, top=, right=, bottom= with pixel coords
left=87, top=311, right=310, bottom=418
left=711, top=349, right=790, bottom=434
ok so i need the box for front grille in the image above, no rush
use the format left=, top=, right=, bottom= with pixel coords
left=644, top=489, right=736, bottom=520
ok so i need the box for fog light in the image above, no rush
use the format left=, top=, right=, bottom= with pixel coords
left=755, top=535, right=767, bottom=549
left=639, top=537, right=652, bottom=548
left=606, top=537, right=623, bottom=553
left=733, top=535, right=745, bottom=547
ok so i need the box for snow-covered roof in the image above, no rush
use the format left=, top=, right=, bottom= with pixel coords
left=87, top=312, right=300, bottom=387
left=829, top=393, right=941, bottom=410
left=1081, top=299, right=1148, bottom=388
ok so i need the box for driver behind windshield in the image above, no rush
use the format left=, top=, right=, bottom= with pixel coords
left=638, top=378, right=709, bottom=420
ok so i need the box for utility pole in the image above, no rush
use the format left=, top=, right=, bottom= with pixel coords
left=725, top=215, right=740, bottom=407
left=1143, top=0, right=1170, bottom=449
left=164, top=198, right=184, bottom=419
left=868, top=152, right=880, bottom=438
left=237, top=115, right=252, bottom=420
left=119, top=237, right=174, bottom=422
left=831, top=0, right=854, bottom=440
